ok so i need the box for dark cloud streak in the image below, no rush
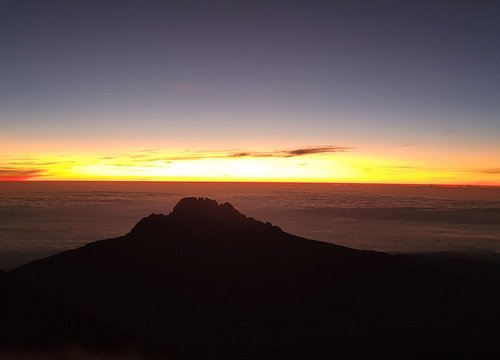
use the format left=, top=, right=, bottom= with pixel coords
left=0, top=168, right=45, bottom=180
left=479, top=168, right=500, bottom=174
left=229, top=146, right=350, bottom=158
left=105, top=146, right=351, bottom=164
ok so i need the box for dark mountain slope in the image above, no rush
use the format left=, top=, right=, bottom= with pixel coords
left=9, top=197, right=500, bottom=359
left=0, top=270, right=132, bottom=357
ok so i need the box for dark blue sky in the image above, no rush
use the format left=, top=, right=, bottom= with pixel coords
left=1, top=0, right=499, bottom=182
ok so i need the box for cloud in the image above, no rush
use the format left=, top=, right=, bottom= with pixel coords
left=286, top=146, right=349, bottom=156
left=108, top=160, right=172, bottom=167
left=384, top=166, right=500, bottom=176
left=385, top=166, right=416, bottom=169
left=384, top=165, right=455, bottom=171
left=229, top=146, right=350, bottom=158
left=478, top=168, right=500, bottom=174
left=0, top=158, right=77, bottom=180
left=94, top=145, right=351, bottom=170
left=8, top=161, right=60, bottom=166
left=0, top=167, right=45, bottom=180
left=101, top=146, right=350, bottom=165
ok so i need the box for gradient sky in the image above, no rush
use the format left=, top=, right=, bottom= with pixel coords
left=1, top=0, right=499, bottom=184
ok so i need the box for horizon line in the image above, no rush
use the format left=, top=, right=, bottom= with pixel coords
left=1, top=180, right=499, bottom=188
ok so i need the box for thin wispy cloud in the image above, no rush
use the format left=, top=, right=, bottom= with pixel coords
left=8, top=161, right=61, bottom=166
left=0, top=167, right=45, bottom=180
left=383, top=165, right=500, bottom=177
left=229, top=146, right=350, bottom=158
left=478, top=168, right=500, bottom=174
left=0, top=158, right=78, bottom=180
left=101, top=146, right=350, bottom=166
left=384, top=165, right=457, bottom=171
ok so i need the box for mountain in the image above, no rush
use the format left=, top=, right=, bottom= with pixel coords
left=4, top=197, right=500, bottom=359
left=0, top=269, right=130, bottom=358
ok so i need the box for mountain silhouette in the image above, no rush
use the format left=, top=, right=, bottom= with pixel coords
left=3, top=197, right=500, bottom=359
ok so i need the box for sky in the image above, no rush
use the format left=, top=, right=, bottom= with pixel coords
left=1, top=0, right=499, bottom=184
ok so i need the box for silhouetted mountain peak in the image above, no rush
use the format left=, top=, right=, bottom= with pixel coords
left=171, top=197, right=245, bottom=221
left=9, top=197, right=500, bottom=359
left=129, top=197, right=257, bottom=236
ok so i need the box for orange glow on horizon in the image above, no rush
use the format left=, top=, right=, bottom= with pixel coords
left=1, top=147, right=499, bottom=186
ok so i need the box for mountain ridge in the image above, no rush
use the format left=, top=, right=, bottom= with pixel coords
left=4, top=197, right=500, bottom=359
left=129, top=197, right=286, bottom=240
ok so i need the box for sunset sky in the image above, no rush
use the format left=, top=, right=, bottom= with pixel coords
left=1, top=0, right=499, bottom=184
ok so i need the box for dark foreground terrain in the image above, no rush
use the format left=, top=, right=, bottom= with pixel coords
left=2, top=197, right=500, bottom=359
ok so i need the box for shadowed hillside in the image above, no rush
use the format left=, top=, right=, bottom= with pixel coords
left=4, top=197, right=500, bottom=359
